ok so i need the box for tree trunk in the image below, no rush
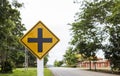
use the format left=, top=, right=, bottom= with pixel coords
left=89, top=60, right=91, bottom=70
left=94, top=62, right=97, bottom=71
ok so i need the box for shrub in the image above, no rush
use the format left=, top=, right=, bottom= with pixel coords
left=1, top=60, right=13, bottom=73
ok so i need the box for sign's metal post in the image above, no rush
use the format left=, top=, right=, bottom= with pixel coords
left=37, top=58, right=44, bottom=76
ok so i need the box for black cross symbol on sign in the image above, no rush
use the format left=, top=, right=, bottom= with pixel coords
left=28, top=28, right=52, bottom=52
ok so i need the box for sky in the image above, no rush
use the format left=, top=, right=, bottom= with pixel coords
left=19, top=0, right=80, bottom=65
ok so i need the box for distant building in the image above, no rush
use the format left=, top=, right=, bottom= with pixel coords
left=77, top=58, right=110, bottom=68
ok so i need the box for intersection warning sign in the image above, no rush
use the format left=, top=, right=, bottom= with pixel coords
left=20, top=21, right=59, bottom=60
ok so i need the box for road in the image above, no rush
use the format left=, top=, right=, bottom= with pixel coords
left=49, top=67, right=119, bottom=76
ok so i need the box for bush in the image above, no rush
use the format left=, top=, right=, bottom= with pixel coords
left=0, top=60, right=13, bottom=73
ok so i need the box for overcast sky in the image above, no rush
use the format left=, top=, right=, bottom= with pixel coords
left=19, top=0, right=104, bottom=65
left=19, top=0, right=80, bottom=65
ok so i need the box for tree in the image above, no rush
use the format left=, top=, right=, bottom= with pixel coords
left=103, top=0, right=120, bottom=71
left=54, top=60, right=63, bottom=67
left=63, top=47, right=78, bottom=67
left=27, top=51, right=36, bottom=67
left=70, top=1, right=103, bottom=70
left=10, top=49, right=25, bottom=68
left=44, top=54, right=49, bottom=67
left=0, top=0, right=26, bottom=73
left=72, top=0, right=120, bottom=71
left=104, top=25, right=120, bottom=71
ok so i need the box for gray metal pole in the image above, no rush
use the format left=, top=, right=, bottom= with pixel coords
left=25, top=48, right=28, bottom=71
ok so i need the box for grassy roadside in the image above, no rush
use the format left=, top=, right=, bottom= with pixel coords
left=0, top=68, right=53, bottom=76
left=44, top=68, right=53, bottom=76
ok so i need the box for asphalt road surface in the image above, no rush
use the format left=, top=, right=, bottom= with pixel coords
left=49, top=67, right=119, bottom=76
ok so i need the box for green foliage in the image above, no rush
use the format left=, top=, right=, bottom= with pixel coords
left=0, top=0, right=26, bottom=72
left=1, top=60, right=13, bottom=73
left=70, top=0, right=104, bottom=69
left=63, top=47, right=78, bottom=67
left=54, top=60, right=63, bottom=67
left=89, top=0, right=120, bottom=71
left=71, top=0, right=120, bottom=71
left=27, top=51, right=36, bottom=67
left=44, top=54, right=49, bottom=67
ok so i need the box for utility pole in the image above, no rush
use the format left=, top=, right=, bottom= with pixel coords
left=25, top=48, right=28, bottom=71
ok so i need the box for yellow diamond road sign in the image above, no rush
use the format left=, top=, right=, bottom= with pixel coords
left=20, top=21, right=59, bottom=60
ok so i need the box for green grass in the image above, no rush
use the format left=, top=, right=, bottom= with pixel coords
left=0, top=68, right=53, bottom=76
left=44, top=68, right=53, bottom=76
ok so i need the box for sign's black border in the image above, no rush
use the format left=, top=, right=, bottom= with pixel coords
left=20, top=21, right=60, bottom=60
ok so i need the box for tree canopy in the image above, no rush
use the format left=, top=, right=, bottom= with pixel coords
left=63, top=0, right=120, bottom=71
left=0, top=0, right=26, bottom=73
